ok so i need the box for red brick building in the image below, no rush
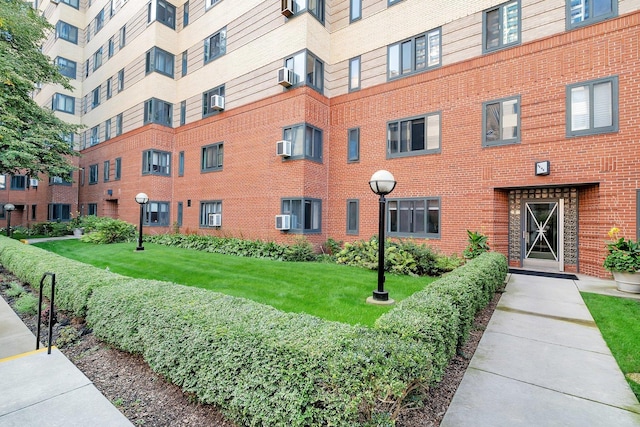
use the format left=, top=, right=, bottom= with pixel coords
left=2, top=0, right=638, bottom=278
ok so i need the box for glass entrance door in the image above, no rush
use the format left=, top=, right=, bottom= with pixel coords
left=523, top=201, right=564, bottom=271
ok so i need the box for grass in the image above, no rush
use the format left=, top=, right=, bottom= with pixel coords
left=581, top=292, right=640, bottom=400
left=34, top=240, right=432, bottom=327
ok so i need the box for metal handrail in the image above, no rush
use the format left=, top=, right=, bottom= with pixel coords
left=36, top=272, right=56, bottom=354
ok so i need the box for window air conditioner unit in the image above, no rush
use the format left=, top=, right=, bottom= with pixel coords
left=276, top=140, right=292, bottom=157
left=29, top=179, right=39, bottom=187
left=211, top=94, right=225, bottom=111
left=277, top=67, right=294, bottom=87
left=208, top=213, right=221, bottom=227
left=275, top=214, right=291, bottom=230
left=281, top=0, right=293, bottom=17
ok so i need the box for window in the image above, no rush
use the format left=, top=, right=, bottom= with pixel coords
left=48, top=204, right=71, bottom=222
left=388, top=198, right=440, bottom=238
left=86, top=25, right=91, bottom=43
left=285, top=0, right=324, bottom=23
left=63, top=133, right=74, bottom=149
left=202, top=85, right=225, bottom=117
left=93, top=48, right=103, bottom=70
left=80, top=169, right=85, bottom=186
left=89, top=164, right=99, bottom=184
left=31, top=205, right=36, bottom=221
left=156, top=0, right=176, bottom=29
left=88, top=204, right=98, bottom=216
left=388, top=29, right=440, bottom=79
left=201, top=142, right=223, bottom=172
left=178, top=151, right=184, bottom=176
left=568, top=0, right=616, bottom=28
left=56, top=21, right=78, bottom=44
left=350, top=0, right=361, bottom=22
left=106, top=78, right=112, bottom=99
left=347, top=199, right=359, bottom=234
left=103, top=160, right=110, bottom=182
left=180, top=100, right=186, bottom=126
left=284, top=50, right=324, bottom=93
left=116, top=113, right=123, bottom=135
left=348, top=128, right=359, bottom=162
left=83, top=95, right=88, bottom=114
left=281, top=198, right=321, bottom=233
left=483, top=96, right=520, bottom=146
left=119, top=25, right=126, bottom=48
left=182, top=51, right=188, bottom=77
left=199, top=201, right=221, bottom=227
left=143, top=98, right=173, bottom=127
left=61, top=0, right=79, bottom=8
left=92, top=86, right=101, bottom=108
left=49, top=175, right=71, bottom=186
left=183, top=1, right=189, bottom=26
left=115, top=158, right=122, bottom=180
left=205, top=0, right=222, bottom=10
left=145, top=47, right=175, bottom=77
left=84, top=61, right=89, bottom=79
left=56, top=57, right=76, bottom=79
left=177, top=202, right=183, bottom=227
left=483, top=1, right=520, bottom=53
left=387, top=112, right=441, bottom=157
left=52, top=93, right=75, bottom=114
left=144, top=201, right=170, bottom=226
left=108, top=37, right=114, bottom=58
left=283, top=123, right=323, bottom=162
left=117, top=69, right=124, bottom=91
left=349, top=56, right=360, bottom=91
left=388, top=0, right=402, bottom=5
left=567, top=76, right=618, bottom=137
left=105, top=119, right=112, bottom=140
left=0, top=175, right=5, bottom=190
left=90, top=125, right=100, bottom=145
left=204, top=28, right=226, bottom=63
left=142, top=149, right=171, bottom=175
left=10, top=175, right=26, bottom=190
left=94, top=10, right=104, bottom=33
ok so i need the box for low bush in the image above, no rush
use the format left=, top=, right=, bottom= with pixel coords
left=376, top=252, right=508, bottom=371
left=80, top=217, right=136, bottom=244
left=15, top=292, right=38, bottom=315
left=31, top=222, right=69, bottom=237
left=336, top=237, right=440, bottom=276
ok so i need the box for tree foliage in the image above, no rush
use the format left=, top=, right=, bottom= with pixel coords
left=0, top=0, right=80, bottom=178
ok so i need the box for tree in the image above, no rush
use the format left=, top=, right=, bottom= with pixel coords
left=0, top=0, right=81, bottom=179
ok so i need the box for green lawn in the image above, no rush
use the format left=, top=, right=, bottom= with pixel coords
left=34, top=240, right=432, bottom=327
left=581, top=292, right=640, bottom=400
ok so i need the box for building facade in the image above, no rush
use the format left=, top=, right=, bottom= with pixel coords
left=2, top=0, right=639, bottom=278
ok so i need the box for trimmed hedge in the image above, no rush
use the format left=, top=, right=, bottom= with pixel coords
left=0, top=237, right=128, bottom=316
left=0, top=236, right=508, bottom=425
left=376, top=252, right=508, bottom=377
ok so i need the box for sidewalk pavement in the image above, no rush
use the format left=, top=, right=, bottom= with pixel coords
left=441, top=273, right=640, bottom=427
left=0, top=296, right=132, bottom=426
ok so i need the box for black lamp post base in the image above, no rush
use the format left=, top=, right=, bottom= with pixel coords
left=135, top=246, right=145, bottom=251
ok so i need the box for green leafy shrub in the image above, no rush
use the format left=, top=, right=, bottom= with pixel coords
left=462, top=230, right=490, bottom=259
left=435, top=253, right=464, bottom=273
left=283, top=237, right=317, bottom=262
left=336, top=237, right=439, bottom=276
left=80, top=217, right=136, bottom=244
left=30, top=221, right=69, bottom=237
left=55, top=325, right=80, bottom=348
left=15, top=292, right=38, bottom=315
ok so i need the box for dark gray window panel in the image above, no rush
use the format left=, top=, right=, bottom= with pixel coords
left=482, top=96, right=521, bottom=147
left=566, top=76, right=618, bottom=137
left=388, top=197, right=440, bottom=238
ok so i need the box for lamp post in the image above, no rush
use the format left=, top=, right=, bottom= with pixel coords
left=368, top=170, right=396, bottom=304
left=135, top=193, right=149, bottom=251
left=4, top=203, right=15, bottom=238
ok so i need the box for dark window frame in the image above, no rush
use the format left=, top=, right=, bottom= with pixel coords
left=566, top=0, right=617, bottom=29
left=282, top=123, right=323, bottom=163
left=348, top=127, right=360, bottom=162
left=346, top=199, right=359, bottom=235
left=201, top=142, right=223, bottom=172
left=204, top=27, right=227, bottom=64
left=387, top=112, right=441, bottom=158
left=388, top=28, right=441, bottom=80
left=199, top=200, right=222, bottom=227
left=143, top=98, right=173, bottom=127
left=202, top=85, right=225, bottom=117
left=482, top=0, right=521, bottom=54
left=145, top=47, right=175, bottom=78
left=566, top=76, right=618, bottom=137
left=144, top=201, right=170, bottom=226
left=142, top=149, right=171, bottom=176
left=482, top=95, right=521, bottom=147
left=387, top=197, right=441, bottom=238
left=281, top=197, right=322, bottom=234
left=89, top=164, right=99, bottom=184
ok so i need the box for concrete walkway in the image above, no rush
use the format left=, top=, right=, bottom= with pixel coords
left=441, top=273, right=640, bottom=427
left=0, top=296, right=132, bottom=426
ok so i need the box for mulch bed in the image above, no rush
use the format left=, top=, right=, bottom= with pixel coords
left=0, top=266, right=501, bottom=426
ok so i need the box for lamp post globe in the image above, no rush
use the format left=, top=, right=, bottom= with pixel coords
left=135, top=193, right=149, bottom=251
left=4, top=203, right=15, bottom=238
left=368, top=170, right=396, bottom=305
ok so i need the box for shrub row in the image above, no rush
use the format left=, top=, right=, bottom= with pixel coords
left=0, top=236, right=128, bottom=316
left=0, top=236, right=507, bottom=425
left=375, top=252, right=508, bottom=380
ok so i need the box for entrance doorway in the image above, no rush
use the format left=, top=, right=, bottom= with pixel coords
left=522, top=200, right=564, bottom=272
